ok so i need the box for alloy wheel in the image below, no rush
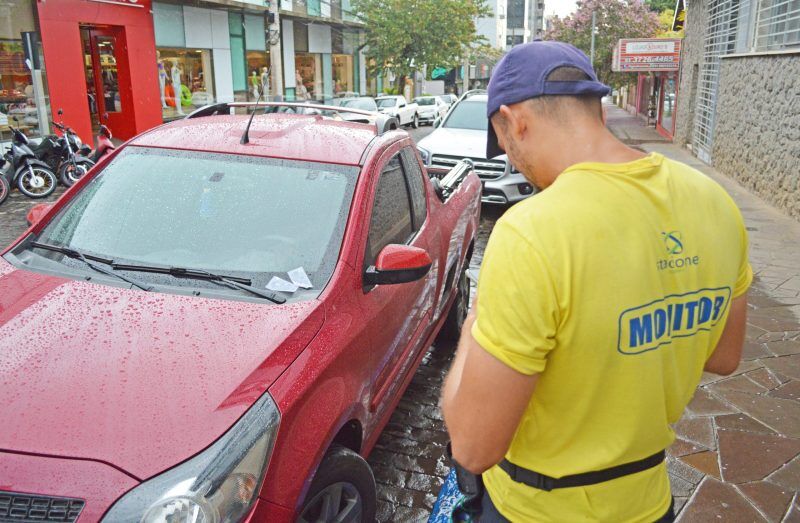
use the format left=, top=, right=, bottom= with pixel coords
left=297, top=481, right=362, bottom=523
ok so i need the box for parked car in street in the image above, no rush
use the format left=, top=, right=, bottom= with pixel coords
left=375, top=95, right=420, bottom=128
left=439, top=93, right=458, bottom=106
left=414, top=95, right=449, bottom=126
left=335, top=96, right=378, bottom=112
left=416, top=90, right=535, bottom=205
left=0, top=101, right=481, bottom=523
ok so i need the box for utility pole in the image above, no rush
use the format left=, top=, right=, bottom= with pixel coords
left=590, top=10, right=596, bottom=67
left=269, top=0, right=283, bottom=98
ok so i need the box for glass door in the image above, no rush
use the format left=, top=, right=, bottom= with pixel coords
left=657, top=73, right=677, bottom=139
left=80, top=26, right=135, bottom=139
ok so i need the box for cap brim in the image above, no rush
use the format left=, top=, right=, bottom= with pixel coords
left=486, top=121, right=505, bottom=159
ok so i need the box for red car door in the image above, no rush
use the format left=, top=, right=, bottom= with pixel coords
left=358, top=145, right=438, bottom=425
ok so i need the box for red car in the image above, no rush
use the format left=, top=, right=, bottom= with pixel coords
left=0, top=103, right=481, bottom=522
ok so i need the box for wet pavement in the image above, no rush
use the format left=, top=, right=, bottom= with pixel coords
left=0, top=186, right=65, bottom=248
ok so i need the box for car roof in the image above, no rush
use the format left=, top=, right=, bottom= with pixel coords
left=131, top=113, right=379, bottom=166
left=460, top=94, right=487, bottom=102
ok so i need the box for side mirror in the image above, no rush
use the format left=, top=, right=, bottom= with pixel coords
left=365, top=244, right=432, bottom=286
left=26, top=203, right=53, bottom=226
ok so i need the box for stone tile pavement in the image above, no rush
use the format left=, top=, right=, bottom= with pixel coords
left=607, top=103, right=800, bottom=521
left=0, top=186, right=65, bottom=248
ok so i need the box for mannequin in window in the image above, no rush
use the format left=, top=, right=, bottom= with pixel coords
left=158, top=56, right=167, bottom=109
left=295, top=70, right=309, bottom=100
left=171, top=62, right=184, bottom=115
left=260, top=67, right=270, bottom=99
left=250, top=70, right=260, bottom=99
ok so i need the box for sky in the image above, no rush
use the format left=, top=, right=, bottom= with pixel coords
left=545, top=0, right=579, bottom=19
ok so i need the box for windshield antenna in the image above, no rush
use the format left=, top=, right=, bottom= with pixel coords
left=240, top=70, right=269, bottom=145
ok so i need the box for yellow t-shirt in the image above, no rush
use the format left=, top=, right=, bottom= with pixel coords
left=473, top=153, right=752, bottom=522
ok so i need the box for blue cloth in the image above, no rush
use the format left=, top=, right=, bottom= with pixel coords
left=429, top=469, right=464, bottom=522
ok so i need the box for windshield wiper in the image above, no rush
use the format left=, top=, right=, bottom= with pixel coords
left=111, top=263, right=286, bottom=304
left=31, top=242, right=153, bottom=292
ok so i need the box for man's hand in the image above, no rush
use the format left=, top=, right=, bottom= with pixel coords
left=441, top=313, right=538, bottom=474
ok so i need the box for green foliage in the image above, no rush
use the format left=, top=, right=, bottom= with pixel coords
left=352, top=0, right=492, bottom=84
left=545, top=0, right=661, bottom=89
left=657, top=9, right=685, bottom=37
left=645, top=0, right=676, bottom=12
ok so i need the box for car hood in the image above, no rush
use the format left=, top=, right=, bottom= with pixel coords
left=0, top=259, right=324, bottom=480
left=417, top=127, right=507, bottom=162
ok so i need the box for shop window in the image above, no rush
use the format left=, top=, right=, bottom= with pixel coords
left=0, top=0, right=49, bottom=139
left=333, top=55, right=355, bottom=96
left=157, top=48, right=215, bottom=120
left=247, top=51, right=271, bottom=100
left=295, top=53, right=322, bottom=100
left=294, top=22, right=309, bottom=53
left=755, top=0, right=800, bottom=50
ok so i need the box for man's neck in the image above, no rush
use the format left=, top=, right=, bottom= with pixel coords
left=537, top=125, right=647, bottom=187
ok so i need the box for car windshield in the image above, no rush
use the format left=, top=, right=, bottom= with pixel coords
left=415, top=97, right=436, bottom=106
left=376, top=98, right=397, bottom=108
left=443, top=100, right=488, bottom=131
left=28, top=147, right=358, bottom=300
left=340, top=98, right=377, bottom=111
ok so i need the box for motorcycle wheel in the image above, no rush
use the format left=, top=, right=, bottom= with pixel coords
left=59, top=160, right=93, bottom=187
left=16, top=163, right=57, bottom=199
left=0, top=175, right=9, bottom=206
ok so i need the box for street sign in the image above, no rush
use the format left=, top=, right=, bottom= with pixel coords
left=431, top=67, right=448, bottom=80
left=613, top=38, right=682, bottom=72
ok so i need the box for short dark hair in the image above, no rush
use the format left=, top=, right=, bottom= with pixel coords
left=526, top=66, right=603, bottom=121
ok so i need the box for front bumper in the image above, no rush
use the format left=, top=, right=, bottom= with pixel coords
left=482, top=171, right=535, bottom=205
left=419, top=112, right=437, bottom=122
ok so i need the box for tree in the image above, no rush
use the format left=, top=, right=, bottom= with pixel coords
left=645, top=0, right=675, bottom=12
left=545, top=0, right=660, bottom=89
left=656, top=9, right=685, bottom=37
left=352, top=0, right=492, bottom=90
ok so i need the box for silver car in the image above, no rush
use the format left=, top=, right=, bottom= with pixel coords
left=415, top=91, right=535, bottom=205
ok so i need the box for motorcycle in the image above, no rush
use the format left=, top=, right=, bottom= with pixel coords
left=0, top=168, right=9, bottom=206
left=88, top=124, right=116, bottom=163
left=29, top=109, right=94, bottom=187
left=1, top=126, right=58, bottom=199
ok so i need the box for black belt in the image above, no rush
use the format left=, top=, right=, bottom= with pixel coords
left=498, top=450, right=666, bottom=492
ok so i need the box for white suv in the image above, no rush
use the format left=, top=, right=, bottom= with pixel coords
left=415, top=91, right=535, bottom=205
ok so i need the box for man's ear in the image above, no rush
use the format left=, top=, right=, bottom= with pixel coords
left=498, top=104, right=527, bottom=142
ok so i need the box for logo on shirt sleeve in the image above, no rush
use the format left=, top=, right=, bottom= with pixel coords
left=618, top=287, right=732, bottom=355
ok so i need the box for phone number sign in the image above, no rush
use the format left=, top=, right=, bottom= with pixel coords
left=614, top=39, right=682, bottom=72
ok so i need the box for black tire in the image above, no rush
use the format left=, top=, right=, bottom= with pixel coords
left=411, top=113, right=419, bottom=129
left=0, top=175, right=9, bottom=206
left=298, top=446, right=376, bottom=523
left=16, top=163, right=57, bottom=199
left=59, top=159, right=93, bottom=187
left=437, top=265, right=470, bottom=342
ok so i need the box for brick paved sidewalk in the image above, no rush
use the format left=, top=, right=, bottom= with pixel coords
left=607, top=104, right=800, bottom=521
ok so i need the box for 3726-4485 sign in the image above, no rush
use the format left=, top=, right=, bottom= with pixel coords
left=613, top=38, right=682, bottom=72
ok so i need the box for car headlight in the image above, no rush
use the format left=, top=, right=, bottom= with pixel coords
left=103, top=392, right=280, bottom=523
left=417, top=146, right=431, bottom=165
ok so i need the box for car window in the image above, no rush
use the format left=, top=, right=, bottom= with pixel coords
left=443, top=99, right=488, bottom=131
left=340, top=98, right=378, bottom=111
left=415, top=97, right=435, bottom=106
left=365, top=155, right=413, bottom=267
left=33, top=147, right=358, bottom=298
left=401, top=148, right=427, bottom=229
left=376, top=98, right=396, bottom=108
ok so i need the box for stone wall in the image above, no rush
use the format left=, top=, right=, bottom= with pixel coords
left=712, top=54, right=800, bottom=220
left=674, top=0, right=707, bottom=147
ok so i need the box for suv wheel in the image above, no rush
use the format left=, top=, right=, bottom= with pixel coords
left=411, top=113, right=419, bottom=129
left=298, top=446, right=376, bottom=523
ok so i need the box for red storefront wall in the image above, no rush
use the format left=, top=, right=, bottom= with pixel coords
left=36, top=0, right=161, bottom=142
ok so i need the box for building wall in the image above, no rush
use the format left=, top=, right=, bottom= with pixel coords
left=674, top=0, right=706, bottom=147
left=711, top=53, right=800, bottom=220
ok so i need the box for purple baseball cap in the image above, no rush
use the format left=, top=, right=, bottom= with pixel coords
left=486, top=41, right=611, bottom=158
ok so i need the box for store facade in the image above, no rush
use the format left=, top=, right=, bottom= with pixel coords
left=278, top=0, right=368, bottom=101
left=613, top=38, right=682, bottom=139
left=35, top=0, right=161, bottom=142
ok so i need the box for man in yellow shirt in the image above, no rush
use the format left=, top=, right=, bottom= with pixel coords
left=441, top=41, right=751, bottom=522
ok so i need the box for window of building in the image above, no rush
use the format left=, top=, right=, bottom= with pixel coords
left=365, top=155, right=413, bottom=267
left=157, top=48, right=215, bottom=120
left=0, top=0, right=49, bottom=140
left=295, top=53, right=321, bottom=100
left=247, top=51, right=271, bottom=100
left=333, top=54, right=354, bottom=96
left=755, top=0, right=800, bottom=50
